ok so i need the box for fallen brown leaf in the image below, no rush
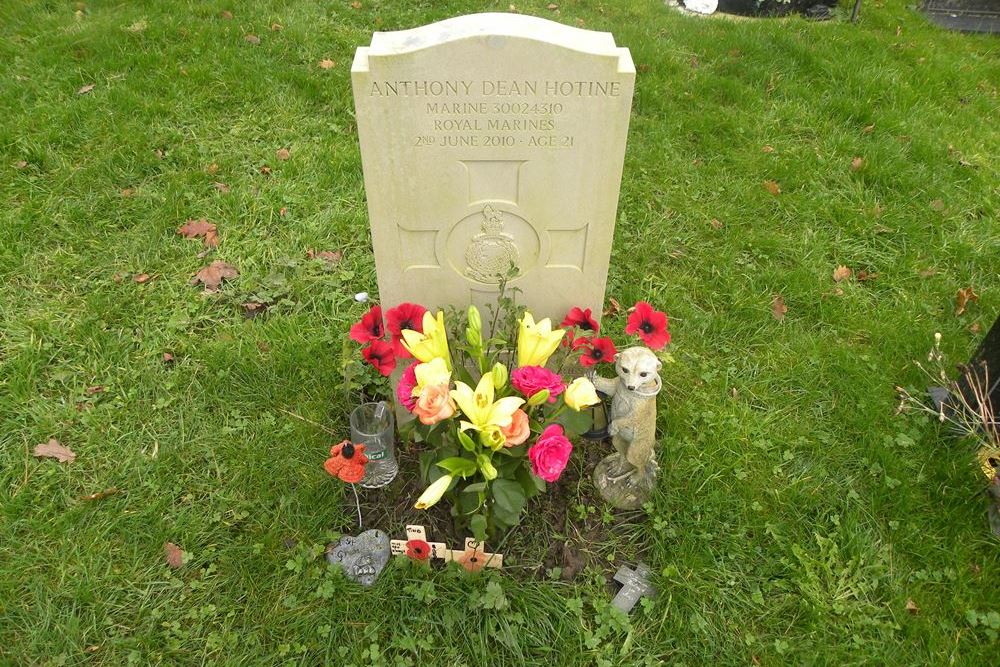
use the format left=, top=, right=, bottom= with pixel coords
left=112, top=273, right=125, bottom=283
left=318, top=250, right=342, bottom=264
left=271, top=22, right=283, bottom=31
left=212, top=182, right=230, bottom=193
left=245, top=34, right=260, bottom=45
left=178, top=219, right=219, bottom=248
left=761, top=145, right=775, bottom=153
left=15, top=160, right=28, bottom=169
left=763, top=180, right=781, bottom=196
left=164, top=542, right=184, bottom=569
left=319, top=59, right=335, bottom=69
left=547, top=2, right=559, bottom=8
left=34, top=439, right=76, bottom=463
left=351, top=0, right=361, bottom=8
left=771, top=295, right=787, bottom=321
left=905, top=598, right=919, bottom=615
left=856, top=270, right=878, bottom=282
left=220, top=10, right=233, bottom=19
left=276, top=148, right=290, bottom=161
left=930, top=199, right=945, bottom=211
left=85, top=385, right=105, bottom=395
left=850, top=156, right=864, bottom=171
left=833, top=265, right=852, bottom=282
left=259, top=165, right=272, bottom=175
left=955, top=287, right=979, bottom=316
left=133, top=273, right=151, bottom=284
left=604, top=297, right=623, bottom=318
left=77, top=83, right=95, bottom=95
left=162, top=352, right=174, bottom=363
left=120, top=187, right=134, bottom=197
left=918, top=268, right=937, bottom=278
left=970, top=322, right=982, bottom=334
left=190, top=260, right=238, bottom=292
left=207, top=162, right=219, bottom=175
left=80, top=487, right=119, bottom=502
left=689, top=56, right=699, bottom=69
left=862, top=124, right=875, bottom=134
left=710, top=218, right=723, bottom=230
left=279, top=206, right=288, bottom=217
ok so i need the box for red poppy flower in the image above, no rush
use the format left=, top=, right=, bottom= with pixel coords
left=579, top=336, right=617, bottom=367
left=349, top=305, right=384, bottom=344
left=561, top=306, right=599, bottom=334
left=625, top=301, right=670, bottom=350
left=324, top=440, right=369, bottom=484
left=362, top=339, right=396, bottom=376
left=405, top=539, right=431, bottom=561
left=385, top=302, right=426, bottom=358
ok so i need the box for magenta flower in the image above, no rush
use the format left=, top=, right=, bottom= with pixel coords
left=511, top=366, right=565, bottom=404
left=396, top=361, right=419, bottom=412
left=528, top=424, right=573, bottom=482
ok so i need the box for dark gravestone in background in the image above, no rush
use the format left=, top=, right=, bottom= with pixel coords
left=923, top=0, right=1000, bottom=33
left=960, top=316, right=1000, bottom=426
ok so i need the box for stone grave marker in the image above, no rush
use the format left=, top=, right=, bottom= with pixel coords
left=611, top=562, right=656, bottom=613
left=352, top=13, right=635, bottom=322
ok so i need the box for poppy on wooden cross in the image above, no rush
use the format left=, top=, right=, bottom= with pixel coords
left=389, top=525, right=448, bottom=562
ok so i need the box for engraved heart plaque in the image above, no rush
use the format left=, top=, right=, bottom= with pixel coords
left=325, top=529, right=390, bottom=586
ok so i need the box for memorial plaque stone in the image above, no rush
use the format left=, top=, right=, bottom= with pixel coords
left=352, top=13, right=635, bottom=322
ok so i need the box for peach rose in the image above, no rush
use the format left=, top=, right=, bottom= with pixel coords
left=412, top=383, right=455, bottom=425
left=500, top=408, right=530, bottom=446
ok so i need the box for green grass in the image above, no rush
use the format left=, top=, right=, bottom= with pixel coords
left=2, top=0, right=999, bottom=664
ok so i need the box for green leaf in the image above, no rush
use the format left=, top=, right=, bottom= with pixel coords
left=516, top=463, right=545, bottom=497
left=470, top=514, right=488, bottom=541
left=492, top=479, right=527, bottom=517
left=457, top=429, right=478, bottom=452
left=556, top=408, right=593, bottom=437
left=436, top=457, right=477, bottom=478
left=418, top=451, right=436, bottom=482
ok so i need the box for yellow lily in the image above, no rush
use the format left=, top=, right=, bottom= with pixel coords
left=451, top=374, right=525, bottom=433
left=414, top=474, right=453, bottom=510
left=411, top=357, right=451, bottom=397
left=516, top=312, right=564, bottom=368
left=401, top=310, right=451, bottom=370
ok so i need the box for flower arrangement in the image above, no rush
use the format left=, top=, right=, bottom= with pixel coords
left=347, top=280, right=671, bottom=540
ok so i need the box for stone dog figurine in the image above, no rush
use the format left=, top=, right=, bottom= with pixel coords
left=590, top=346, right=662, bottom=509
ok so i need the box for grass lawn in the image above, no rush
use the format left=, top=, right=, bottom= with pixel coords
left=2, top=0, right=999, bottom=664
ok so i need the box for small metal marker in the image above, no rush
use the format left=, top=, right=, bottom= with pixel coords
left=611, top=562, right=656, bottom=613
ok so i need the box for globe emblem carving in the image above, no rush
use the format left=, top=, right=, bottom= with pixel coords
left=464, top=204, right=520, bottom=283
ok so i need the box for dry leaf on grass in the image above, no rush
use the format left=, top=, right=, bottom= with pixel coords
left=80, top=487, right=120, bottom=502
left=77, top=83, right=95, bottom=95
left=164, top=542, right=184, bottom=569
left=604, top=297, right=623, bottom=318
left=220, top=10, right=233, bottom=19
left=351, top=1, right=362, bottom=8
left=955, top=287, right=979, bottom=316
left=133, top=273, right=151, bottom=284
left=850, top=157, right=864, bottom=171
left=763, top=180, right=781, bottom=196
left=15, top=160, right=28, bottom=169
left=710, top=218, right=723, bottom=230
left=190, top=260, right=238, bottom=292
left=905, top=599, right=919, bottom=615
left=271, top=22, right=283, bottom=31
left=862, top=124, right=875, bottom=134
left=259, top=165, right=272, bottom=175
left=856, top=270, right=878, bottom=282
left=771, top=295, right=788, bottom=321
left=162, top=352, right=174, bottom=363
left=276, top=148, right=290, bottom=161
left=212, top=182, right=230, bottom=193
left=85, top=385, right=105, bottom=395
left=120, top=187, right=135, bottom=197
left=833, top=265, right=853, bottom=282
left=279, top=207, right=288, bottom=217
left=307, top=248, right=343, bottom=264
left=34, top=439, right=76, bottom=463
left=245, top=34, right=260, bottom=45
left=930, top=199, right=945, bottom=211
left=319, top=59, right=335, bottom=69
left=207, top=162, right=219, bottom=175
left=548, top=3, right=559, bottom=8
left=761, top=145, right=775, bottom=153
left=177, top=219, right=218, bottom=248
left=970, top=322, right=982, bottom=334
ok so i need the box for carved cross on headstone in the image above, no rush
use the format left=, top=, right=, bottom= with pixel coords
left=389, top=524, right=449, bottom=562
left=445, top=537, right=504, bottom=572
left=611, top=562, right=655, bottom=613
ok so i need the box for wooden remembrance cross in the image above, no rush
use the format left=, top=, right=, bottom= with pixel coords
left=351, top=13, right=635, bottom=323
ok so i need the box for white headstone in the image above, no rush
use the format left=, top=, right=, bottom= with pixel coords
left=352, top=13, right=634, bottom=322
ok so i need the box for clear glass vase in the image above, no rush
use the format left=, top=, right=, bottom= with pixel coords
left=350, top=401, right=398, bottom=488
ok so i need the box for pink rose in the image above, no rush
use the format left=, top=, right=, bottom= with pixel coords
left=511, top=366, right=565, bottom=404
left=500, top=409, right=530, bottom=447
left=396, top=361, right=419, bottom=412
left=528, top=424, right=573, bottom=482
left=412, top=384, right=455, bottom=425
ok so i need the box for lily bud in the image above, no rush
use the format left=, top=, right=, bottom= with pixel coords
left=526, top=389, right=550, bottom=407
left=466, top=305, right=483, bottom=349
left=414, top=474, right=454, bottom=510
left=491, top=363, right=508, bottom=390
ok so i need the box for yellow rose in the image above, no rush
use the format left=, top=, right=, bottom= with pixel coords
left=565, top=377, right=600, bottom=411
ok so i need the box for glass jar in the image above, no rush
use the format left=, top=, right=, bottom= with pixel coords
left=350, top=402, right=398, bottom=488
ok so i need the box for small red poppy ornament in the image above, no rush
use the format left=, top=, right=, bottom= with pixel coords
left=625, top=301, right=670, bottom=349
left=324, top=440, right=369, bottom=484
left=579, top=336, right=617, bottom=367
left=349, top=305, right=385, bottom=344
left=362, top=339, right=396, bottom=376
left=405, top=539, right=431, bottom=561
